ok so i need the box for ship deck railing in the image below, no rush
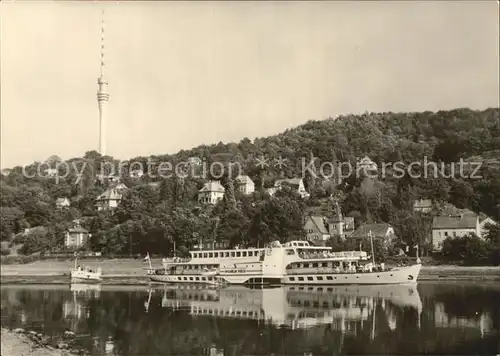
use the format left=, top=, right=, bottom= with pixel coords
left=162, top=257, right=191, bottom=263
left=298, top=251, right=368, bottom=260
left=219, top=267, right=262, bottom=274
left=286, top=266, right=387, bottom=275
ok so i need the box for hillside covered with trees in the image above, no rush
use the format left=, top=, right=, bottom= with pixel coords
left=1, top=107, right=499, bottom=264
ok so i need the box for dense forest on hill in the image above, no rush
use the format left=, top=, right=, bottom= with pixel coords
left=1, top=107, right=499, bottom=263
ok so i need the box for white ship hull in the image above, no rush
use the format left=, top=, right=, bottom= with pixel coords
left=283, top=264, right=421, bottom=285
left=70, top=271, right=102, bottom=284
left=217, top=273, right=282, bottom=285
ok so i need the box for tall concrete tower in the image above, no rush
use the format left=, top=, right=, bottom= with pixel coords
left=97, top=9, right=109, bottom=156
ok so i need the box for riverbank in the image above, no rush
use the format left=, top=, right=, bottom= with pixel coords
left=1, top=328, right=77, bottom=356
left=1, top=259, right=498, bottom=283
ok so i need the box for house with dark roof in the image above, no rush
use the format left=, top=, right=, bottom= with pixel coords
left=198, top=181, right=225, bottom=204
left=413, top=199, right=433, bottom=213
left=304, top=215, right=330, bottom=243
left=65, top=222, right=90, bottom=249
left=268, top=178, right=310, bottom=198
left=320, top=200, right=356, bottom=241
left=432, top=213, right=480, bottom=251
left=350, top=223, right=395, bottom=243
left=95, top=182, right=128, bottom=211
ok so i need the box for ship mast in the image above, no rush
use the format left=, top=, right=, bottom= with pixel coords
left=369, top=230, right=376, bottom=266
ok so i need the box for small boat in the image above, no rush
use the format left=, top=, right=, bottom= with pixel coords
left=70, top=253, right=102, bottom=283
left=71, top=266, right=102, bottom=283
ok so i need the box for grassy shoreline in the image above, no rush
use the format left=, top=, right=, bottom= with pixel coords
left=1, top=259, right=498, bottom=283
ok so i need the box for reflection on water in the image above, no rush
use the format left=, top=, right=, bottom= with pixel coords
left=1, top=282, right=499, bottom=355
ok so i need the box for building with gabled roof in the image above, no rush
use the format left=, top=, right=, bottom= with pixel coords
left=304, top=215, right=330, bottom=243
left=56, top=197, right=70, bottom=208
left=431, top=212, right=480, bottom=251
left=1, top=168, right=11, bottom=176
left=350, top=223, right=395, bottom=243
left=65, top=221, right=90, bottom=249
left=413, top=199, right=433, bottom=213
left=357, top=156, right=378, bottom=174
left=95, top=182, right=128, bottom=211
left=271, top=178, right=310, bottom=198
left=198, top=181, right=225, bottom=204
left=235, top=175, right=255, bottom=195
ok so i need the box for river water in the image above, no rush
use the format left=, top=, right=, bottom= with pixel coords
left=1, top=282, right=499, bottom=356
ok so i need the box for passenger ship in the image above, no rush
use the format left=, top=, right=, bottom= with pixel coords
left=145, top=239, right=421, bottom=286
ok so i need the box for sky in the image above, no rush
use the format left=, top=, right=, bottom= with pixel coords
left=1, top=1, right=499, bottom=169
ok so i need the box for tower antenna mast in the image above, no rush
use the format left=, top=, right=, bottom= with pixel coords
left=97, top=8, right=109, bottom=156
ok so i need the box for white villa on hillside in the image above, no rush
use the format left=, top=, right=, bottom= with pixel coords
left=1, top=168, right=11, bottom=176
left=267, top=178, right=310, bottom=198
left=198, top=181, right=225, bottom=204
left=44, top=168, right=58, bottom=178
left=130, top=169, right=144, bottom=178
left=95, top=183, right=128, bottom=211
left=432, top=213, right=480, bottom=251
left=357, top=156, right=378, bottom=174
left=413, top=199, right=433, bottom=213
left=235, top=175, right=255, bottom=195
left=56, top=197, right=70, bottom=208
left=187, top=156, right=202, bottom=166
left=65, top=221, right=90, bottom=249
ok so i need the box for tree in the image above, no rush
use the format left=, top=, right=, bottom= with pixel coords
left=217, top=209, right=249, bottom=247
left=0, top=207, right=25, bottom=240
left=224, top=178, right=237, bottom=210
left=441, top=233, right=492, bottom=265
left=483, top=223, right=500, bottom=265
left=249, top=194, right=305, bottom=244
left=391, top=210, right=429, bottom=247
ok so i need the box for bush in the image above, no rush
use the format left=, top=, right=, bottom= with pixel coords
left=1, top=248, right=10, bottom=256
left=18, top=232, right=49, bottom=255
left=12, top=234, right=26, bottom=245
left=441, top=233, right=494, bottom=265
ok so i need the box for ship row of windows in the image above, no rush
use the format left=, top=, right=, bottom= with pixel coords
left=288, top=275, right=344, bottom=281
left=192, top=250, right=263, bottom=259
left=287, top=262, right=344, bottom=269
left=173, top=293, right=219, bottom=302
left=287, top=274, right=387, bottom=282
left=192, top=306, right=262, bottom=319
left=174, top=264, right=218, bottom=271
left=175, top=276, right=217, bottom=281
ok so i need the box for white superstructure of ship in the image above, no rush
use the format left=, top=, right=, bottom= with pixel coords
left=146, top=237, right=421, bottom=286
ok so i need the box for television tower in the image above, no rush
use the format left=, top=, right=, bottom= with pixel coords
left=97, top=9, right=109, bottom=156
